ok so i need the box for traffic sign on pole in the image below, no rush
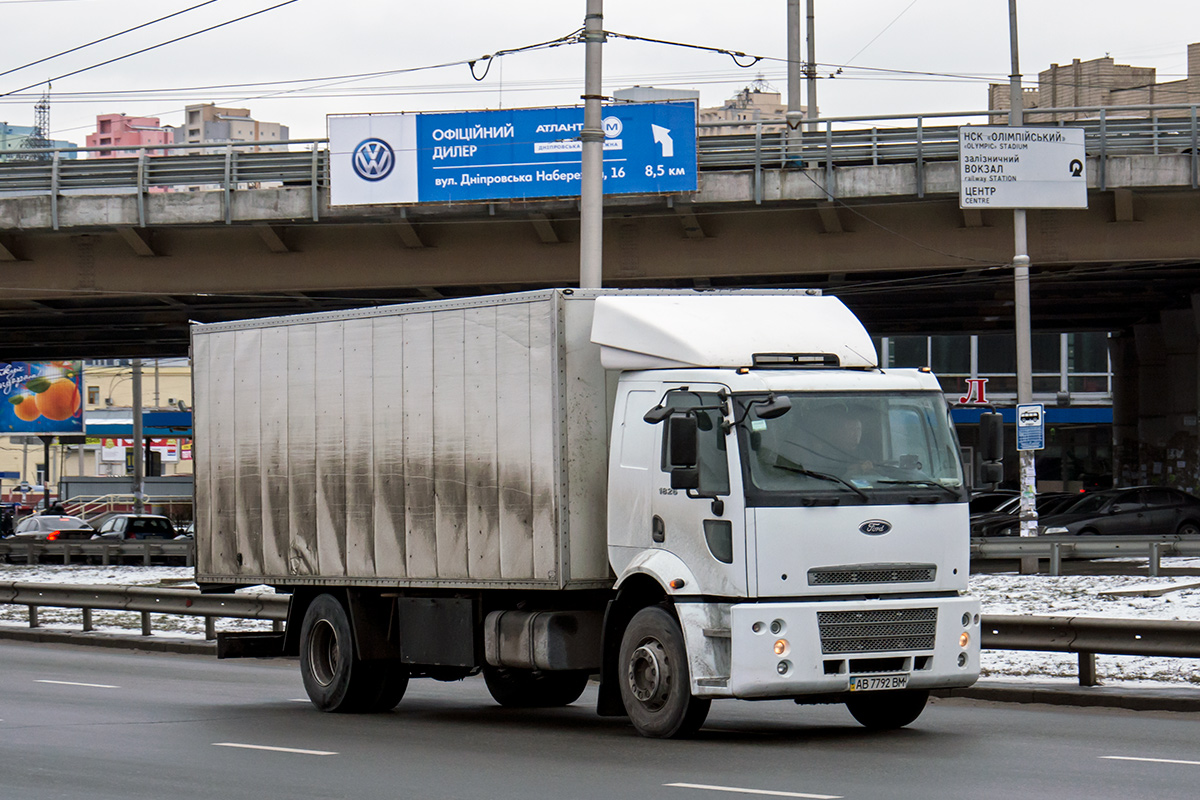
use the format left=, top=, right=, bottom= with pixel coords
left=1016, top=403, right=1045, bottom=451
left=959, top=126, right=1087, bottom=209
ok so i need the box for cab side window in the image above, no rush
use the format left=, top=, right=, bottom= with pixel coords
left=660, top=391, right=730, bottom=496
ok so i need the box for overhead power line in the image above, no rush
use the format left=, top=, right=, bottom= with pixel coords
left=0, top=0, right=222, bottom=81
left=0, top=0, right=301, bottom=98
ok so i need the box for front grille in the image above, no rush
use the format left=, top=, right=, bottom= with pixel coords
left=817, top=608, right=937, bottom=655
left=808, top=564, right=936, bottom=586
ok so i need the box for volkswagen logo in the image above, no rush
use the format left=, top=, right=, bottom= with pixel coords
left=859, top=519, right=892, bottom=535
left=352, top=138, right=395, bottom=181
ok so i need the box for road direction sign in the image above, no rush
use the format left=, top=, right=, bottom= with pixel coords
left=1016, top=403, right=1045, bottom=451
left=959, top=126, right=1087, bottom=209
left=330, top=102, right=697, bottom=206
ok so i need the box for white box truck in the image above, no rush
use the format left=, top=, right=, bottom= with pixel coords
left=193, top=289, right=988, bottom=738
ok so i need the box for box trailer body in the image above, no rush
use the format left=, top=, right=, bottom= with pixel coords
left=193, top=289, right=983, bottom=738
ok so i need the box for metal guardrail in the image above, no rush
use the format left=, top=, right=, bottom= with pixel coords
left=0, top=580, right=286, bottom=640
left=1, top=104, right=1198, bottom=219
left=971, top=535, right=1200, bottom=576
left=0, top=539, right=195, bottom=566
left=0, top=581, right=1193, bottom=688
left=983, top=614, right=1200, bottom=686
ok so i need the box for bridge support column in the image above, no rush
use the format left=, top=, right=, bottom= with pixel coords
left=1114, top=308, right=1200, bottom=490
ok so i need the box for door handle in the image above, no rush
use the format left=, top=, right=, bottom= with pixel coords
left=652, top=515, right=665, bottom=543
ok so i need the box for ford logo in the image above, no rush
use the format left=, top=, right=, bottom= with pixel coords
left=859, top=519, right=892, bottom=535
left=352, top=138, right=395, bottom=181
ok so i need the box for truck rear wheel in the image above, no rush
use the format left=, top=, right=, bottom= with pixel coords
left=845, top=689, right=929, bottom=730
left=618, top=605, right=710, bottom=739
left=300, top=593, right=407, bottom=713
left=483, top=666, right=589, bottom=707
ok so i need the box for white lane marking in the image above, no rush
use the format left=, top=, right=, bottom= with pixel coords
left=213, top=742, right=338, bottom=756
left=35, top=680, right=119, bottom=689
left=1102, top=756, right=1200, bottom=767
left=665, top=783, right=842, bottom=799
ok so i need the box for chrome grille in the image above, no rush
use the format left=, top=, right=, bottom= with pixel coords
left=817, top=608, right=937, bottom=654
left=808, top=564, right=936, bottom=586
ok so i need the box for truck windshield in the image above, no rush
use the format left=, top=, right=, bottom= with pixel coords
left=737, top=392, right=966, bottom=506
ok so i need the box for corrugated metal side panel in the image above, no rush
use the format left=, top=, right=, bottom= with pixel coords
left=259, top=326, right=290, bottom=575
left=315, top=322, right=348, bottom=575
left=433, top=310, right=468, bottom=578
left=208, top=331, right=238, bottom=574
left=464, top=306, right=501, bottom=579
left=286, top=324, right=319, bottom=575
left=563, top=296, right=613, bottom=582
left=192, top=333, right=215, bottom=573
left=234, top=329, right=263, bottom=573
left=402, top=313, right=438, bottom=577
left=371, top=315, right=407, bottom=577
left=495, top=302, right=535, bottom=579
left=343, top=319, right=376, bottom=576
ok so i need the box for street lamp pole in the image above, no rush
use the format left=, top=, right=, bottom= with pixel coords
left=1008, top=0, right=1038, bottom=544
left=579, top=0, right=605, bottom=289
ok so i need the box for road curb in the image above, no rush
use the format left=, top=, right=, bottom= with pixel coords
left=935, top=682, right=1200, bottom=713
left=0, top=625, right=215, bottom=656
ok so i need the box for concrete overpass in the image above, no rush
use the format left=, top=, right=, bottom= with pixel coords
left=1, top=108, right=1199, bottom=359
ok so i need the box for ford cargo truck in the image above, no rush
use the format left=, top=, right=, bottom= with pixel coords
left=194, top=289, right=982, bottom=738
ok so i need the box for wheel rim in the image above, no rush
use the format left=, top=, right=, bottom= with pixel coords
left=627, top=639, right=671, bottom=710
left=308, top=619, right=341, bottom=688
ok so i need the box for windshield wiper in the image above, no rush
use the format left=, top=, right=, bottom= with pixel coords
left=772, top=460, right=869, bottom=501
left=876, top=479, right=961, bottom=499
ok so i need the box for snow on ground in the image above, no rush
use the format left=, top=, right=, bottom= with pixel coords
left=2, top=561, right=1199, bottom=686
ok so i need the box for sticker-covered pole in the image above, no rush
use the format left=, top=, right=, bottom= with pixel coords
left=579, top=0, right=604, bottom=288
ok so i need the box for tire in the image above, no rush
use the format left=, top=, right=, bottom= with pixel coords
left=845, top=689, right=929, bottom=730
left=300, top=593, right=407, bottom=713
left=483, top=666, right=589, bottom=708
left=1177, top=520, right=1200, bottom=537
left=617, top=605, right=710, bottom=739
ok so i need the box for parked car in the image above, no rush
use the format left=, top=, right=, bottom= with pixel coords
left=92, top=514, right=177, bottom=540
left=970, top=492, right=1079, bottom=537
left=1038, top=486, right=1200, bottom=537
left=969, top=490, right=1019, bottom=514
left=6, top=514, right=95, bottom=541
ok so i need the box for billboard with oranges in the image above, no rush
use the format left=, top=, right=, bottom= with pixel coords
left=0, top=361, right=85, bottom=435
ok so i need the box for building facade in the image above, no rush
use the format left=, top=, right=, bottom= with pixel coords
left=85, top=114, right=171, bottom=157
left=989, top=42, right=1200, bottom=119
left=0, top=122, right=77, bottom=160
left=169, top=104, right=289, bottom=152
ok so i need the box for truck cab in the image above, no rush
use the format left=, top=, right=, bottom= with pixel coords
left=594, top=294, right=981, bottom=736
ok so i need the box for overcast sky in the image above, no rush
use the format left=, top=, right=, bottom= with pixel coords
left=2, top=0, right=1198, bottom=142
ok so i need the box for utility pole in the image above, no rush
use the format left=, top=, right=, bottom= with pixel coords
left=579, top=0, right=605, bottom=289
left=806, top=0, right=818, bottom=132
left=132, top=358, right=145, bottom=515
left=1008, top=0, right=1039, bottom=552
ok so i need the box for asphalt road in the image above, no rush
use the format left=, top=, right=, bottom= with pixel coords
left=2, top=640, right=1198, bottom=800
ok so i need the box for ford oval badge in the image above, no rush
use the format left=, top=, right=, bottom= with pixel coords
left=859, top=519, right=892, bottom=535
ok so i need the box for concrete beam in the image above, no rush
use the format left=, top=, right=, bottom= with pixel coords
left=675, top=203, right=706, bottom=240
left=394, top=218, right=425, bottom=249
left=817, top=202, right=844, bottom=234
left=528, top=212, right=560, bottom=244
left=962, top=209, right=985, bottom=228
left=254, top=224, right=291, bottom=254
left=116, top=227, right=156, bottom=257
left=1114, top=188, right=1136, bottom=223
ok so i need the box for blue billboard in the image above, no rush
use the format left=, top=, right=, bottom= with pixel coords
left=329, top=102, right=697, bottom=206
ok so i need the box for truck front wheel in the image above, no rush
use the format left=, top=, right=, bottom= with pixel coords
left=300, top=593, right=407, bottom=713
left=618, top=605, right=710, bottom=738
left=845, top=689, right=929, bottom=730
left=482, top=666, right=589, bottom=707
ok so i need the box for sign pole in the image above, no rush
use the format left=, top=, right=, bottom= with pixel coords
left=132, top=358, right=145, bottom=515
left=1008, top=1, right=1039, bottom=575
left=579, top=0, right=604, bottom=289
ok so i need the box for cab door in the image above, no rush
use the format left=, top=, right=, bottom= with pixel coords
left=649, top=386, right=748, bottom=597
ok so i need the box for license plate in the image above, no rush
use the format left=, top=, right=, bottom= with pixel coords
left=849, top=674, right=909, bottom=692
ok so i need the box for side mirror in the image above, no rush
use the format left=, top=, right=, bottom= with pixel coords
left=1108, top=504, right=1123, bottom=515
left=668, top=415, right=698, bottom=468
left=978, top=412, right=1004, bottom=463
left=980, top=462, right=1004, bottom=484
left=670, top=467, right=700, bottom=490
left=756, top=395, right=792, bottom=420
left=643, top=405, right=673, bottom=424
